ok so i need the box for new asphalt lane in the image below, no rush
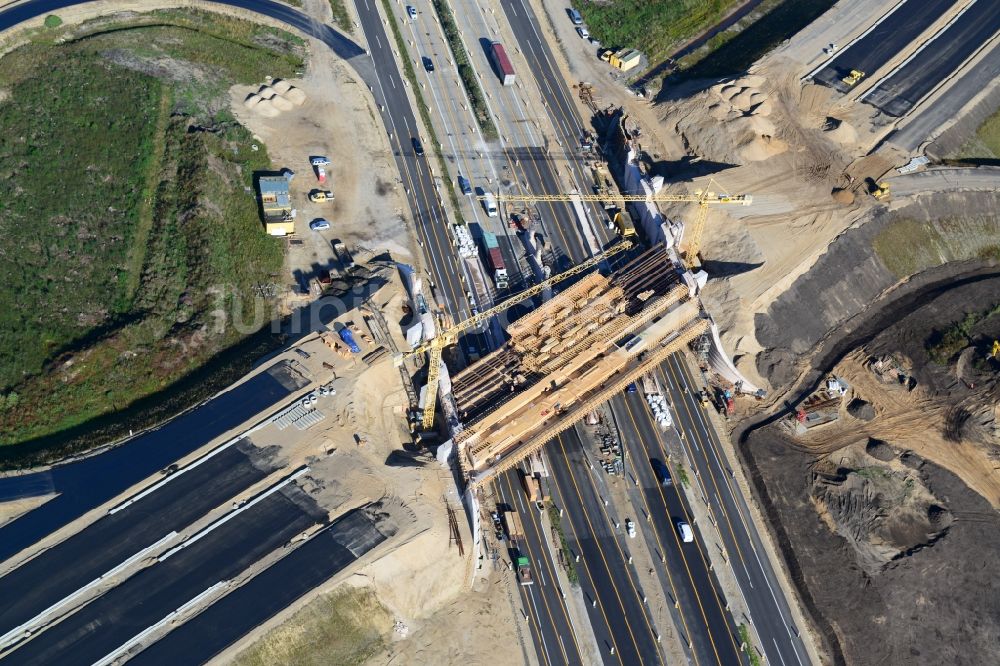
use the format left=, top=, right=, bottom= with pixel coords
left=1, top=485, right=327, bottom=665
left=0, top=440, right=277, bottom=642
left=130, top=509, right=388, bottom=665
left=864, top=0, right=1000, bottom=116
left=0, top=362, right=304, bottom=564
left=810, top=0, right=960, bottom=92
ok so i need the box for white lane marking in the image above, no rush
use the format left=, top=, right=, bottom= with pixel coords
left=803, top=0, right=910, bottom=80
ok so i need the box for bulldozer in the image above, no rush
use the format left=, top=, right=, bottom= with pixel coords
left=872, top=181, right=890, bottom=200
left=842, top=69, right=865, bottom=87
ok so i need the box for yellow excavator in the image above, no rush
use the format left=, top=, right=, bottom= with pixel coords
left=842, top=69, right=866, bottom=87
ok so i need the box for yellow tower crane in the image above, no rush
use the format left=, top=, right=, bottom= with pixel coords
left=397, top=239, right=633, bottom=429
left=486, top=179, right=750, bottom=268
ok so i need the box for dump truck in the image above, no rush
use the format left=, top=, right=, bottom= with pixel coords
left=490, top=41, right=516, bottom=86
left=613, top=210, right=637, bottom=238
left=516, top=555, right=533, bottom=585
left=481, top=231, right=509, bottom=289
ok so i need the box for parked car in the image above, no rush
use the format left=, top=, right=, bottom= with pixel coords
left=576, top=26, right=589, bottom=39
left=568, top=7, right=583, bottom=24
left=310, top=218, right=330, bottom=231
left=411, top=137, right=424, bottom=156
left=406, top=5, right=417, bottom=19
left=650, top=458, right=673, bottom=486
left=309, top=156, right=330, bottom=166
left=309, top=190, right=334, bottom=203
left=422, top=56, right=434, bottom=72
left=676, top=519, right=694, bottom=543
left=458, top=175, right=472, bottom=195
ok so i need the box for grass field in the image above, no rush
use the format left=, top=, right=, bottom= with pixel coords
left=232, top=586, right=391, bottom=666
left=577, top=0, right=740, bottom=69
left=950, top=108, right=1000, bottom=161
left=0, top=11, right=304, bottom=450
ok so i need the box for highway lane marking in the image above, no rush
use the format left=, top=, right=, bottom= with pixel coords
left=803, top=0, right=911, bottom=80
left=668, top=357, right=808, bottom=666
left=499, top=480, right=567, bottom=665
left=158, top=466, right=309, bottom=562
left=554, top=433, right=662, bottom=664
left=619, top=394, right=734, bottom=666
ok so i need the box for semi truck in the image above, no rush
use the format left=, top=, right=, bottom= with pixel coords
left=521, top=472, right=544, bottom=504
left=490, top=41, right=516, bottom=86
left=481, top=231, right=509, bottom=289
left=504, top=509, right=524, bottom=542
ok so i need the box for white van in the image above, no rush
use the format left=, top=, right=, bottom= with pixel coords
left=482, top=193, right=498, bottom=217
left=676, top=520, right=694, bottom=543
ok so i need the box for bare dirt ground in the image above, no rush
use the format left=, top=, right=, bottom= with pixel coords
left=229, top=29, right=414, bottom=296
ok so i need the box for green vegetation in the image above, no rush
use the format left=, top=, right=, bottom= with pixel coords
left=675, top=461, right=691, bottom=487
left=578, top=0, right=740, bottom=68
left=950, top=107, right=1000, bottom=162
left=379, top=0, right=464, bottom=217
left=232, top=586, right=391, bottom=666
left=328, top=0, right=353, bottom=30
left=925, top=303, right=1000, bottom=365
left=674, top=0, right=836, bottom=81
left=738, top=624, right=762, bottom=666
left=0, top=11, right=304, bottom=450
left=548, top=504, right=580, bottom=585
left=432, top=0, right=499, bottom=141
left=43, top=15, right=63, bottom=29
left=872, top=215, right=1000, bottom=279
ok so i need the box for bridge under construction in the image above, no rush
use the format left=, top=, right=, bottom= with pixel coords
left=450, top=246, right=707, bottom=486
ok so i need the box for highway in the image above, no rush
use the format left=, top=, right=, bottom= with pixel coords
left=2, top=482, right=326, bottom=665
left=130, top=509, right=387, bottom=665
left=0, top=440, right=276, bottom=642
left=0, top=361, right=305, bottom=564
left=611, top=392, right=743, bottom=666
left=863, top=0, right=1000, bottom=117
left=809, top=0, right=959, bottom=92
left=548, top=429, right=664, bottom=665
left=656, top=353, right=811, bottom=666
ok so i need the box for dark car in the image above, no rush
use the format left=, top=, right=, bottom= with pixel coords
left=422, top=56, right=434, bottom=72
left=412, top=137, right=424, bottom=156
left=626, top=382, right=638, bottom=393
left=458, top=175, right=472, bottom=194
left=650, top=458, right=673, bottom=486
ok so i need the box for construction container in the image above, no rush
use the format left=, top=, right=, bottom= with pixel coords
left=490, top=42, right=516, bottom=86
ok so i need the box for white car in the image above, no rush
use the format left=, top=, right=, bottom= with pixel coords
left=576, top=26, right=589, bottom=39
left=310, top=218, right=330, bottom=231
left=676, top=520, right=694, bottom=543
left=406, top=5, right=417, bottom=19
left=625, top=519, right=636, bottom=539
left=309, top=156, right=330, bottom=166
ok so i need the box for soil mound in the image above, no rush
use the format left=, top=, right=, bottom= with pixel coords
left=849, top=399, right=876, bottom=421
left=831, top=187, right=854, bottom=204
left=865, top=437, right=894, bottom=460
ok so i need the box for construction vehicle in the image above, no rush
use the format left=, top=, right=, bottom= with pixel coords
left=521, top=472, right=545, bottom=505
left=516, top=555, right=533, bottom=585
left=485, top=180, right=751, bottom=269
left=590, top=162, right=616, bottom=209
left=872, top=181, right=890, bottom=200
left=613, top=209, right=637, bottom=239
left=842, top=69, right=865, bottom=87
left=397, top=240, right=633, bottom=429
left=481, top=231, right=509, bottom=290
left=698, top=388, right=711, bottom=408
left=989, top=340, right=1000, bottom=360
left=601, top=48, right=641, bottom=72
left=309, top=190, right=334, bottom=203
left=333, top=241, right=355, bottom=270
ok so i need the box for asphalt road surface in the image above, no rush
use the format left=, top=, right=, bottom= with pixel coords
left=864, top=0, right=1000, bottom=117
left=0, top=440, right=277, bottom=641
left=886, top=43, right=1000, bottom=150
left=657, top=354, right=811, bottom=666
left=1, top=484, right=326, bottom=666
left=548, top=429, right=663, bottom=665
left=130, top=509, right=388, bottom=665
left=810, top=0, right=959, bottom=92
left=611, top=392, right=743, bottom=665
left=0, top=363, right=304, bottom=564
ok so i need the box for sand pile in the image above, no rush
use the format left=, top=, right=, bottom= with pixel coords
left=244, top=79, right=307, bottom=117
left=670, top=75, right=788, bottom=164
